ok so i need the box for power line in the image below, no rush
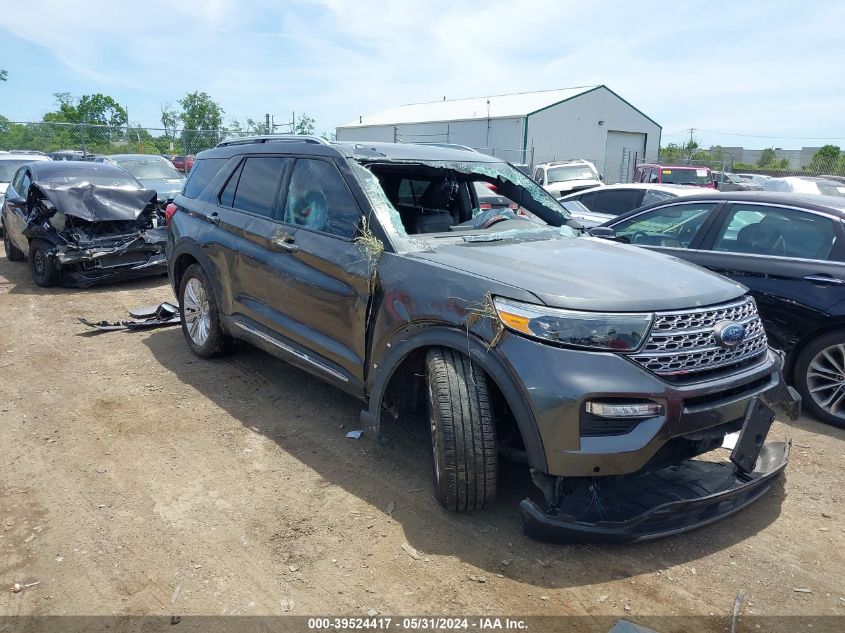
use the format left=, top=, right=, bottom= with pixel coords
left=664, top=128, right=845, bottom=141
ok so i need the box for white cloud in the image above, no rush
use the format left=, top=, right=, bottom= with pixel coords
left=1, top=0, right=843, bottom=147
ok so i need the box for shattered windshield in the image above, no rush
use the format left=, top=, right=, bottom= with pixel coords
left=116, top=160, right=182, bottom=180
left=351, top=159, right=578, bottom=246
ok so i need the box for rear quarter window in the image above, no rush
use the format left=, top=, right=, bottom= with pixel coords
left=183, top=158, right=228, bottom=199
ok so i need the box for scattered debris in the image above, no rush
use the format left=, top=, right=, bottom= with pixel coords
left=401, top=543, right=421, bottom=560
left=170, top=616, right=181, bottom=625
left=822, top=512, right=832, bottom=518
left=597, top=595, right=608, bottom=604
left=540, top=595, right=549, bottom=601
left=12, top=581, right=40, bottom=593
left=624, top=604, right=631, bottom=612
left=170, top=584, right=181, bottom=604
left=731, top=591, right=746, bottom=633
left=55, top=556, right=63, bottom=562
left=500, top=559, right=511, bottom=567
left=280, top=596, right=295, bottom=612
left=468, top=575, right=487, bottom=583
left=346, top=430, right=363, bottom=439
left=365, top=608, right=379, bottom=617
left=288, top=565, right=299, bottom=572
left=24, top=533, right=36, bottom=543
left=793, top=587, right=813, bottom=593
left=79, top=303, right=180, bottom=334
left=386, top=501, right=395, bottom=516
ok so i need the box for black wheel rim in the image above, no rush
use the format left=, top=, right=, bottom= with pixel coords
left=33, top=248, right=45, bottom=276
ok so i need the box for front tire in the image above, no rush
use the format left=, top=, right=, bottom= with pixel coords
left=794, top=331, right=845, bottom=428
left=4, top=230, right=25, bottom=262
left=178, top=263, right=228, bottom=358
left=28, top=239, right=61, bottom=286
left=425, top=348, right=497, bottom=511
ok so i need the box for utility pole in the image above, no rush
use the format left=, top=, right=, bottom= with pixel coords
left=265, top=113, right=271, bottom=135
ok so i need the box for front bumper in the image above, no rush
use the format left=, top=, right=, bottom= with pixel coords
left=496, top=334, right=797, bottom=477
left=521, top=441, right=790, bottom=543
left=49, top=228, right=167, bottom=288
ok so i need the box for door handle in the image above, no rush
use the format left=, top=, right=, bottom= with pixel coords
left=803, top=274, right=845, bottom=286
left=272, top=232, right=299, bottom=252
left=206, top=211, right=220, bottom=225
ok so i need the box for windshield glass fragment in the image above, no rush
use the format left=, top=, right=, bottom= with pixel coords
left=351, top=159, right=578, bottom=246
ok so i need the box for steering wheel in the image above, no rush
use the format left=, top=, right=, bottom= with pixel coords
left=631, top=230, right=650, bottom=244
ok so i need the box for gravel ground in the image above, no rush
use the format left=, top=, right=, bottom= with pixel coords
left=0, top=254, right=843, bottom=632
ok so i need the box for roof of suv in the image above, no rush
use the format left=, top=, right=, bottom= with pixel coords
left=202, top=135, right=502, bottom=164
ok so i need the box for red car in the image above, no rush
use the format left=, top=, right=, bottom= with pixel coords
left=170, top=155, right=196, bottom=174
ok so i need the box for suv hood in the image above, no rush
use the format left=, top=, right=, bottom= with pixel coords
left=408, top=236, right=746, bottom=312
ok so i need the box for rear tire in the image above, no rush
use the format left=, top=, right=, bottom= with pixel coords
left=425, top=347, right=497, bottom=511
left=178, top=263, right=228, bottom=358
left=4, top=230, right=25, bottom=262
left=28, top=239, right=61, bottom=286
left=794, top=331, right=845, bottom=428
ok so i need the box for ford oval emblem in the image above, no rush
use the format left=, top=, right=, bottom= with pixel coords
left=714, top=321, right=746, bottom=349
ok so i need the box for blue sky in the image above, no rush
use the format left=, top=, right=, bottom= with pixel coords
left=1, top=0, right=843, bottom=149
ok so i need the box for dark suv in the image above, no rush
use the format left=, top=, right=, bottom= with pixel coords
left=166, top=136, right=799, bottom=542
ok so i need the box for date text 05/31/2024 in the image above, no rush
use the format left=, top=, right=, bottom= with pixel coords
left=307, top=617, right=529, bottom=630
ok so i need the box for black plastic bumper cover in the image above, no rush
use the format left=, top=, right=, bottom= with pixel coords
left=521, top=441, right=789, bottom=543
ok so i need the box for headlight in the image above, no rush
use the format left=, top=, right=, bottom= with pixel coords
left=493, top=297, right=653, bottom=351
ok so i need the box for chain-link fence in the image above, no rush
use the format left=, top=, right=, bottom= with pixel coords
left=0, top=121, right=264, bottom=165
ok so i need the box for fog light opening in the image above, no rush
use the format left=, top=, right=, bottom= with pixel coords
left=585, top=401, right=663, bottom=419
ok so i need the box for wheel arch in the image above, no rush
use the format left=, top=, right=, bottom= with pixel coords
left=169, top=241, right=228, bottom=319
left=362, top=325, right=548, bottom=473
left=788, top=318, right=845, bottom=380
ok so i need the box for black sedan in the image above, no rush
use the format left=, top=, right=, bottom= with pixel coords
left=601, top=191, right=845, bottom=427
left=2, top=161, right=167, bottom=287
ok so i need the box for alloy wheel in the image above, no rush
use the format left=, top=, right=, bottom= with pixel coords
left=806, top=343, right=845, bottom=419
left=183, top=277, right=211, bottom=347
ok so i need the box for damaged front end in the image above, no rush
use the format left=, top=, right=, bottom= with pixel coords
left=522, top=386, right=800, bottom=543
left=24, top=182, right=167, bottom=287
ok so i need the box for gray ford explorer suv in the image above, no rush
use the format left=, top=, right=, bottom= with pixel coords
left=165, top=136, right=799, bottom=542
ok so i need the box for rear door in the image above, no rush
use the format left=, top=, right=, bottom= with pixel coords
left=690, top=202, right=845, bottom=352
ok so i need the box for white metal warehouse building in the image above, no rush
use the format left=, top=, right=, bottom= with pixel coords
left=336, top=85, right=662, bottom=183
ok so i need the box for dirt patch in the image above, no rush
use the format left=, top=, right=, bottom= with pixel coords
left=0, top=255, right=843, bottom=630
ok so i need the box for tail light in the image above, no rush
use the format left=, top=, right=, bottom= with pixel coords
left=485, top=183, right=497, bottom=191
left=479, top=203, right=492, bottom=210
left=165, top=202, right=178, bottom=226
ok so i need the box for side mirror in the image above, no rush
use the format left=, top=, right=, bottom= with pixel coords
left=4, top=193, right=25, bottom=205
left=588, top=226, right=616, bottom=239
left=599, top=174, right=604, bottom=181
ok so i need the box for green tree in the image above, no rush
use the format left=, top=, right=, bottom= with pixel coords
left=0, top=69, right=7, bottom=81
left=807, top=145, right=842, bottom=173
left=160, top=103, right=179, bottom=139
left=294, top=113, right=315, bottom=135
left=76, top=94, right=128, bottom=127
left=178, top=91, right=225, bottom=152
left=43, top=92, right=81, bottom=123
left=758, top=148, right=777, bottom=167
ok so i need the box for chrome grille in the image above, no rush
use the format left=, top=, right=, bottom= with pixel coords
left=628, top=297, right=768, bottom=378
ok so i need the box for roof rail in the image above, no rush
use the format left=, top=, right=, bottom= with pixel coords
left=215, top=134, right=330, bottom=148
